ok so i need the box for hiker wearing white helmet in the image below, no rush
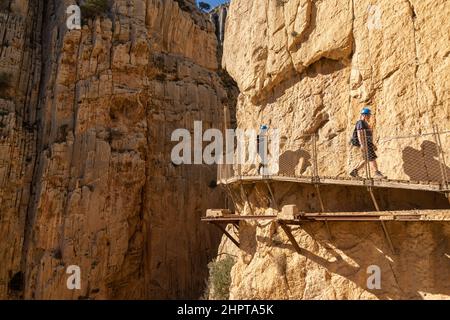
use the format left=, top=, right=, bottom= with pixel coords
left=349, top=107, right=386, bottom=179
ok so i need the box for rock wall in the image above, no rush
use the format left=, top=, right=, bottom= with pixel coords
left=223, top=0, right=450, bottom=180
left=219, top=206, right=450, bottom=299
left=217, top=0, right=450, bottom=299
left=0, top=0, right=42, bottom=299
left=0, top=0, right=235, bottom=299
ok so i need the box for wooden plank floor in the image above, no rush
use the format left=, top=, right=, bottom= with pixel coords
left=218, top=175, right=449, bottom=192
left=202, top=209, right=450, bottom=223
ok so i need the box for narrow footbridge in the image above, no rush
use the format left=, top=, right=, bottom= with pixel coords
left=204, top=128, right=450, bottom=255
left=217, top=128, right=450, bottom=196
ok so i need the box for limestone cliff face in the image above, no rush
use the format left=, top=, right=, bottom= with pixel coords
left=223, top=0, right=449, bottom=178
left=217, top=0, right=450, bottom=299
left=0, top=0, right=42, bottom=299
left=0, top=0, right=235, bottom=299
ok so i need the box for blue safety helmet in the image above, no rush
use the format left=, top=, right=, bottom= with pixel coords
left=361, top=107, right=372, bottom=115
left=260, top=124, right=269, bottom=131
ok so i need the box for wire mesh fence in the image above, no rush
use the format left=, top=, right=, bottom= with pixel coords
left=217, top=128, right=450, bottom=190
left=439, top=130, right=450, bottom=189
left=278, top=134, right=315, bottom=179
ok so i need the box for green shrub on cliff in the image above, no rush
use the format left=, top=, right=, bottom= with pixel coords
left=206, top=255, right=235, bottom=300
left=81, top=0, right=110, bottom=21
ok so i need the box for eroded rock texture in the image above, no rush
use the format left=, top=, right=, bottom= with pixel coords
left=0, top=0, right=236, bottom=299
left=0, top=0, right=43, bottom=299
left=217, top=0, right=450, bottom=299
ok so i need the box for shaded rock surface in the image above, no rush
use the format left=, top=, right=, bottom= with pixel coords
left=0, top=0, right=236, bottom=299
left=216, top=0, right=450, bottom=300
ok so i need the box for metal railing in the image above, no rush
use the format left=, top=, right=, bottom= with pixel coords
left=217, top=128, right=450, bottom=191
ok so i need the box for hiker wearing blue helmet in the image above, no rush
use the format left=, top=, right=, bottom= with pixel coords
left=258, top=125, right=269, bottom=174
left=350, top=107, right=386, bottom=178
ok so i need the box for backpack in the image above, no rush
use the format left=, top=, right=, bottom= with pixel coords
left=350, top=126, right=360, bottom=147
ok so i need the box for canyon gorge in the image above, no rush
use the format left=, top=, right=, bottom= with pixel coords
left=0, top=0, right=449, bottom=300
left=0, top=0, right=236, bottom=299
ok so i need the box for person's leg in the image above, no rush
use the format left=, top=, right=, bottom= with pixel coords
left=370, top=159, right=387, bottom=178
left=350, top=152, right=367, bottom=177
left=369, top=160, right=379, bottom=172
left=355, top=160, right=367, bottom=171
left=366, top=144, right=384, bottom=176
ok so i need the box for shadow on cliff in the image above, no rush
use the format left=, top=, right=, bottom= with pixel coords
left=258, top=221, right=450, bottom=300
left=246, top=180, right=450, bottom=299
left=402, top=140, right=450, bottom=183
left=278, top=149, right=312, bottom=176
left=261, top=58, right=347, bottom=109
left=257, top=233, right=361, bottom=277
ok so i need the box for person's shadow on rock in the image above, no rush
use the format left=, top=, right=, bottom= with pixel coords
left=402, top=140, right=450, bottom=183
left=278, top=149, right=312, bottom=176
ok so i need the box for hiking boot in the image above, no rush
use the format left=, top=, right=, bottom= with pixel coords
left=374, top=171, right=387, bottom=179
left=349, top=169, right=359, bottom=178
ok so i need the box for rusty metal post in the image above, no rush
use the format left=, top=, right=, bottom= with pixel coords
left=278, top=221, right=303, bottom=255
left=312, top=134, right=319, bottom=178
left=224, top=184, right=240, bottom=213
left=312, top=134, right=331, bottom=239
left=433, top=126, right=449, bottom=189
left=315, top=184, right=332, bottom=239
left=265, top=181, right=279, bottom=211
left=240, top=183, right=254, bottom=215
left=368, top=186, right=396, bottom=255
left=211, top=222, right=240, bottom=248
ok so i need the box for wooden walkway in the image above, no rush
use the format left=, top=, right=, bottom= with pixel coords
left=213, top=129, right=450, bottom=254
left=218, top=175, right=450, bottom=193
left=202, top=210, right=450, bottom=223
left=202, top=210, right=450, bottom=255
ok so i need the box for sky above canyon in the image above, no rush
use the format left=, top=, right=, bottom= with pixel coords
left=197, top=0, right=228, bottom=8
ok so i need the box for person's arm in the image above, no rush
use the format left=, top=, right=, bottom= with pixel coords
left=357, top=129, right=366, bottom=150
left=356, top=121, right=367, bottom=150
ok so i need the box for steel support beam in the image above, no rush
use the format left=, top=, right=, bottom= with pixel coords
left=278, top=221, right=303, bottom=255
left=211, top=222, right=240, bottom=248
left=314, top=184, right=332, bottom=240
left=265, top=181, right=279, bottom=210
left=240, top=183, right=254, bottom=215
left=368, top=186, right=396, bottom=255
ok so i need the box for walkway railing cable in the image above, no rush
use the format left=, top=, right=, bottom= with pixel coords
left=217, top=128, right=450, bottom=192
